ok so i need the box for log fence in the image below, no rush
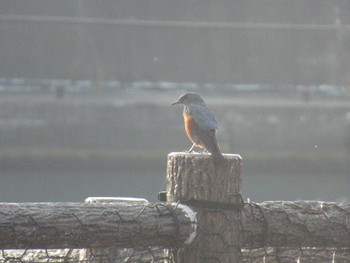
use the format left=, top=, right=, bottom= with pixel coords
left=0, top=152, right=349, bottom=262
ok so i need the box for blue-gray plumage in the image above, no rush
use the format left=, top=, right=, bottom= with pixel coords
left=171, top=92, right=225, bottom=164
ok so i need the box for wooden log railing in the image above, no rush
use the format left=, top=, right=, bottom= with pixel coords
left=241, top=201, right=350, bottom=249
left=0, top=153, right=349, bottom=263
left=0, top=198, right=196, bottom=250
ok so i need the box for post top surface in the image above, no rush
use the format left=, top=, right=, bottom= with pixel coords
left=168, top=152, right=242, bottom=160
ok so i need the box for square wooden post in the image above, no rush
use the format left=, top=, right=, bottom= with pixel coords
left=166, top=152, right=243, bottom=262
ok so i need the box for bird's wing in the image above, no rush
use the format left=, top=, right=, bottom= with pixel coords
left=189, top=105, right=219, bottom=130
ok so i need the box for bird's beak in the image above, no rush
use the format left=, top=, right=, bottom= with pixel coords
left=171, top=100, right=181, bottom=106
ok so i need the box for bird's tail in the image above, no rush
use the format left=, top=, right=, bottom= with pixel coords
left=198, top=129, right=226, bottom=165
left=212, top=150, right=225, bottom=165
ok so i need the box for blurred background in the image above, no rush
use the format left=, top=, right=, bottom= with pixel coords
left=0, top=0, right=349, bottom=203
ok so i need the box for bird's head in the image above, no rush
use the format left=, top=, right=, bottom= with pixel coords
left=171, top=92, right=205, bottom=106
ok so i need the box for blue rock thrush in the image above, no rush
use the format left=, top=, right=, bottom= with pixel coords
left=171, top=92, right=225, bottom=165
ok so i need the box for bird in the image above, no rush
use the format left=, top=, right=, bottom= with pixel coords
left=171, top=92, right=225, bottom=164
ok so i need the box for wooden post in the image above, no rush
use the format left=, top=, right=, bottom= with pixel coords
left=166, top=152, right=243, bottom=262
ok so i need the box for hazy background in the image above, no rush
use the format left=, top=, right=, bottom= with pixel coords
left=0, top=0, right=349, bottom=203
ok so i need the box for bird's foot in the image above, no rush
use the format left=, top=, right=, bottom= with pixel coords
left=187, top=143, right=196, bottom=153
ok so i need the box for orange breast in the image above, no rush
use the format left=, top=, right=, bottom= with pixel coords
left=183, top=110, right=204, bottom=148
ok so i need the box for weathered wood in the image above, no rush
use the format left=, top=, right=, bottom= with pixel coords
left=166, top=152, right=243, bottom=262
left=79, top=197, right=197, bottom=263
left=2, top=152, right=350, bottom=263
left=80, top=197, right=148, bottom=263
left=241, top=247, right=350, bottom=263
left=241, top=201, right=350, bottom=248
left=0, top=200, right=194, bottom=249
